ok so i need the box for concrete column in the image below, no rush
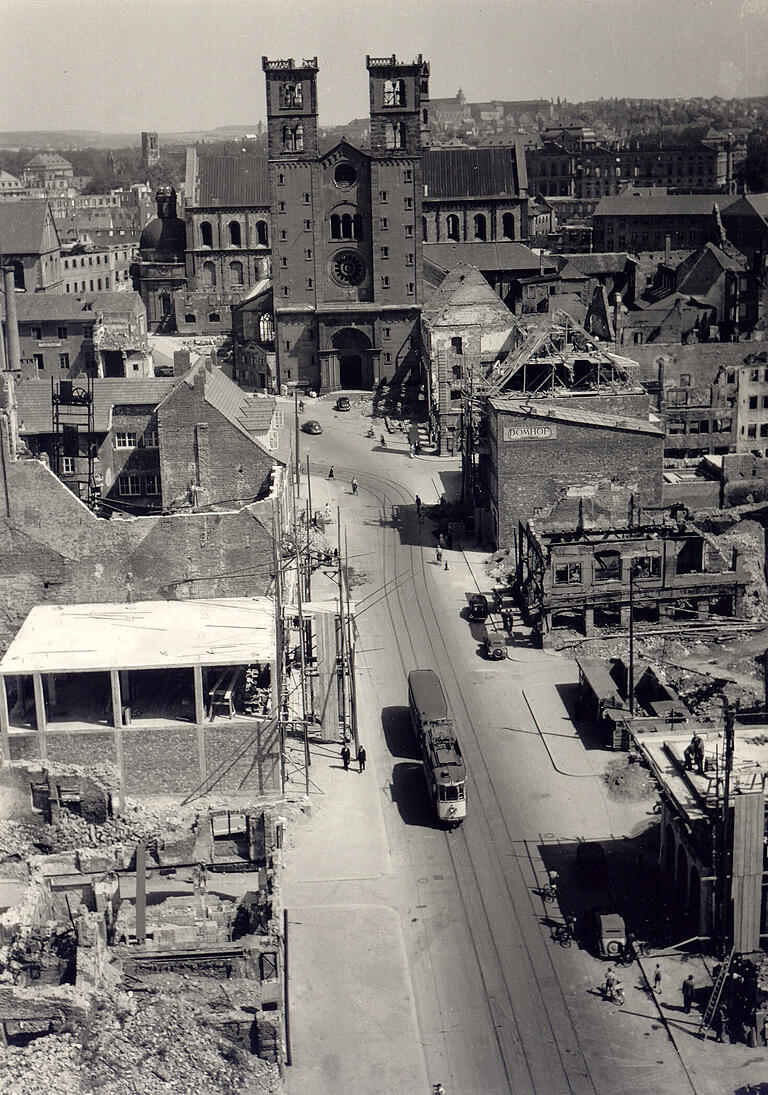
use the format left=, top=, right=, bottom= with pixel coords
left=32, top=672, right=47, bottom=760
left=193, top=665, right=205, bottom=724
left=0, top=677, right=10, bottom=763
left=2, top=268, right=21, bottom=373
left=110, top=670, right=122, bottom=728
left=584, top=607, right=595, bottom=636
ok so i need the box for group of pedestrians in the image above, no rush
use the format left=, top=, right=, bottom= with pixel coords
left=341, top=743, right=366, bottom=773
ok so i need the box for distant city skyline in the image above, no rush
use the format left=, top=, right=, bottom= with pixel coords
left=2, top=0, right=767, bottom=134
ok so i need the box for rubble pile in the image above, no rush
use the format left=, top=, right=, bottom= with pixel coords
left=705, top=519, right=768, bottom=621
left=0, top=989, right=282, bottom=1095
left=602, top=754, right=656, bottom=802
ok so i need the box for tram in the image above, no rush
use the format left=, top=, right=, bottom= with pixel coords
left=407, top=669, right=466, bottom=828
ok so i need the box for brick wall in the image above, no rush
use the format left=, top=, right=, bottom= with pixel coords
left=492, top=411, right=664, bottom=547
left=156, top=369, right=277, bottom=509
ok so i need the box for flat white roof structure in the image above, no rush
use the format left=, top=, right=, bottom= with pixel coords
left=0, top=598, right=276, bottom=675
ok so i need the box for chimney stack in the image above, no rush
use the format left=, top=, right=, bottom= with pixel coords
left=2, top=267, right=21, bottom=375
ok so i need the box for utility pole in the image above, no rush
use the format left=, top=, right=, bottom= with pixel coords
left=716, top=700, right=735, bottom=955
left=294, top=389, right=301, bottom=497
left=272, top=497, right=286, bottom=795
left=292, top=493, right=311, bottom=795
left=628, top=561, right=635, bottom=716
left=337, top=506, right=348, bottom=744
left=344, top=527, right=359, bottom=755
left=306, top=455, right=313, bottom=600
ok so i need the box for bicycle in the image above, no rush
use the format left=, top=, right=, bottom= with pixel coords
left=540, top=882, right=558, bottom=903
left=553, top=922, right=574, bottom=947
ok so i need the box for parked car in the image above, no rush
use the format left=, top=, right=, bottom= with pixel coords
left=482, top=630, right=508, bottom=660
left=468, top=593, right=489, bottom=621
left=302, top=420, right=322, bottom=435
left=335, top=396, right=351, bottom=411
left=588, top=909, right=626, bottom=959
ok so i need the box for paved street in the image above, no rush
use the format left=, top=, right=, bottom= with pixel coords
left=281, top=395, right=767, bottom=1095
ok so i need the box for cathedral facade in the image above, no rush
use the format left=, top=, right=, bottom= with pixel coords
left=263, top=54, right=430, bottom=392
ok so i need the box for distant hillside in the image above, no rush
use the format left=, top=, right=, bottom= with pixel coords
left=0, top=126, right=264, bottom=151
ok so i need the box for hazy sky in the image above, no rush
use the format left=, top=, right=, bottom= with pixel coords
left=2, top=0, right=767, bottom=133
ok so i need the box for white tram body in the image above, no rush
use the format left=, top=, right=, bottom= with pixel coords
left=407, top=669, right=467, bottom=828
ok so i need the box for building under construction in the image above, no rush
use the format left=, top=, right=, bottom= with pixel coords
left=437, top=307, right=666, bottom=546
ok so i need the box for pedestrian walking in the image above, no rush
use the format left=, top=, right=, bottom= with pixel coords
left=351, top=478, right=358, bottom=495
left=435, top=546, right=442, bottom=565
left=328, top=466, right=334, bottom=479
left=682, top=973, right=696, bottom=1014
left=357, top=746, right=367, bottom=772
left=341, top=744, right=351, bottom=771
left=443, top=558, right=449, bottom=571
left=653, top=964, right=662, bottom=994
left=415, top=495, right=422, bottom=512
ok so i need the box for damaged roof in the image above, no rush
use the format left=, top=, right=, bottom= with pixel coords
left=489, top=397, right=664, bottom=435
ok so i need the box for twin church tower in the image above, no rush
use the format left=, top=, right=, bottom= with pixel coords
left=261, top=55, right=431, bottom=392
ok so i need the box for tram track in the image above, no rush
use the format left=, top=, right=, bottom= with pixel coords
left=343, top=466, right=595, bottom=1094
left=325, top=462, right=697, bottom=1095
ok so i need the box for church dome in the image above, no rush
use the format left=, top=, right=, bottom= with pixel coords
left=139, top=186, right=186, bottom=259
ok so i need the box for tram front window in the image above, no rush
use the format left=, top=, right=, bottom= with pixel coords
left=442, top=784, right=462, bottom=801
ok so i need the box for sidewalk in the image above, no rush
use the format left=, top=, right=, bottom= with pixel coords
left=281, top=743, right=429, bottom=1095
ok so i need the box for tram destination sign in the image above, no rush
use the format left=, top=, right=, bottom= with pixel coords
left=501, top=423, right=557, bottom=442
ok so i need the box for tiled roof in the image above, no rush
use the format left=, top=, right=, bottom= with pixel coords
left=488, top=397, right=664, bottom=435
left=423, top=145, right=526, bottom=198
left=3, top=294, right=96, bottom=322
left=197, top=153, right=270, bottom=208
left=202, top=366, right=277, bottom=440
left=422, top=263, right=514, bottom=325
left=563, top=252, right=638, bottom=276
left=0, top=199, right=54, bottom=254
left=87, top=291, right=144, bottom=314
left=594, top=190, right=737, bottom=218
left=24, top=152, right=72, bottom=169
left=17, top=378, right=177, bottom=435
left=423, top=241, right=540, bottom=274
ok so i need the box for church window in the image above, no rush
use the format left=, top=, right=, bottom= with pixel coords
left=228, top=221, right=242, bottom=246
left=446, top=214, right=460, bottom=241
left=381, top=246, right=389, bottom=259
left=200, top=221, right=213, bottom=247
left=303, top=192, right=311, bottom=204
left=383, top=79, right=406, bottom=107
left=202, top=261, right=216, bottom=287
left=404, top=168, right=412, bottom=182
left=381, top=275, right=390, bottom=288
left=305, top=248, right=312, bottom=260
left=330, top=214, right=342, bottom=240
left=306, top=278, right=313, bottom=289
left=473, top=213, right=487, bottom=240
left=185, top=313, right=196, bottom=324
left=281, top=256, right=287, bottom=267
left=353, top=214, right=363, bottom=239
left=258, top=313, right=274, bottom=342
left=282, top=126, right=294, bottom=151
left=380, top=217, right=388, bottom=230
left=379, top=190, right=388, bottom=203
left=303, top=220, right=311, bottom=230
left=294, top=125, right=304, bottom=151
left=422, top=216, right=428, bottom=242
left=256, top=220, right=269, bottom=246
left=280, top=83, right=302, bottom=108
left=280, top=229, right=287, bottom=240
left=385, top=123, right=405, bottom=150
left=406, top=252, right=414, bottom=266
left=208, top=312, right=221, bottom=323
left=229, top=260, right=244, bottom=286
left=405, top=224, right=413, bottom=237
left=407, top=282, right=415, bottom=295
left=422, top=109, right=428, bottom=125
left=404, top=196, right=413, bottom=210
left=502, top=212, right=516, bottom=240
left=278, top=201, right=286, bottom=213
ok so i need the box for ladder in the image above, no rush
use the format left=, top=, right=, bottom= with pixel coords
left=698, top=948, right=735, bottom=1039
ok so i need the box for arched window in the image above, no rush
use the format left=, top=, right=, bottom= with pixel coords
left=200, top=221, right=213, bottom=247
left=228, top=221, right=242, bottom=247
left=202, top=261, right=216, bottom=287
left=353, top=214, right=363, bottom=240
left=294, top=125, right=304, bottom=152
left=229, top=260, right=244, bottom=286
left=11, top=260, right=25, bottom=290
left=502, top=212, right=516, bottom=240
left=385, top=123, right=403, bottom=150
left=330, top=213, right=342, bottom=240
left=383, top=80, right=396, bottom=106
left=160, top=293, right=172, bottom=316
left=280, top=83, right=302, bottom=108
left=383, top=79, right=405, bottom=106
left=208, top=312, right=221, bottom=323
left=256, top=220, right=269, bottom=246
left=184, top=313, right=196, bottom=324
left=282, top=126, right=294, bottom=152
left=473, top=213, right=487, bottom=241
left=422, top=216, right=428, bottom=242
left=446, top=214, right=460, bottom=241
left=341, top=213, right=353, bottom=239
left=258, top=313, right=275, bottom=343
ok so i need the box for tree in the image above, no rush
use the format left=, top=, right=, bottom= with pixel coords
left=740, top=131, right=768, bottom=192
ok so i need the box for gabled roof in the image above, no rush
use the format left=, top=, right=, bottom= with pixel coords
left=2, top=290, right=144, bottom=324
left=423, top=241, right=541, bottom=274
left=562, top=252, right=638, bottom=276
left=0, top=199, right=57, bottom=254
left=556, top=261, right=589, bottom=281
left=422, top=263, right=515, bottom=326
left=24, top=152, right=72, bottom=170
left=17, top=378, right=177, bottom=434
left=196, top=152, right=270, bottom=208
left=202, top=365, right=277, bottom=438
left=488, top=397, right=664, bottom=435
left=423, top=144, right=526, bottom=198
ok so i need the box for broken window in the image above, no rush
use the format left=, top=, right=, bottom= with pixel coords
left=446, top=214, right=460, bottom=241
left=633, top=555, right=661, bottom=579
left=594, top=551, right=621, bottom=582
left=473, top=213, right=487, bottom=241
left=256, top=220, right=269, bottom=246
left=554, top=562, right=582, bottom=584
left=228, top=221, right=242, bottom=247
left=200, top=221, right=213, bottom=247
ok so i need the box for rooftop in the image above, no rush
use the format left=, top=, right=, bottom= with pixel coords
left=594, top=190, right=737, bottom=218
left=423, top=241, right=541, bottom=274
left=196, top=152, right=270, bottom=208
left=489, top=396, right=664, bottom=435
left=0, top=597, right=277, bottom=675
left=17, top=378, right=178, bottom=434
left=0, top=199, right=56, bottom=254
left=423, top=145, right=527, bottom=198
